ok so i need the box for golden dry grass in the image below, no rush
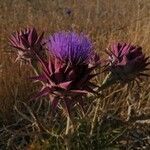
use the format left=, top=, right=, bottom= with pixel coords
left=0, top=0, right=150, bottom=149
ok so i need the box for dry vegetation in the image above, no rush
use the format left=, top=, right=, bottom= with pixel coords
left=0, top=0, right=150, bottom=149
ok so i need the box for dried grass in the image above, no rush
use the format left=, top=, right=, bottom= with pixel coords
left=0, top=0, right=150, bottom=149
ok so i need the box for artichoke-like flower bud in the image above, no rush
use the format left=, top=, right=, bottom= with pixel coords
left=101, top=42, right=150, bottom=89
left=9, top=27, right=44, bottom=62
left=33, top=32, right=100, bottom=114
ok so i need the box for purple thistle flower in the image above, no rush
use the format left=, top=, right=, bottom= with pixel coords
left=9, top=27, right=44, bottom=62
left=33, top=32, right=100, bottom=115
left=104, top=42, right=150, bottom=85
left=46, top=32, right=94, bottom=65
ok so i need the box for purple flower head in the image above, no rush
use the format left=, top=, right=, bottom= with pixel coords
left=33, top=32, right=100, bottom=115
left=46, top=32, right=94, bottom=65
left=9, top=27, right=44, bottom=62
left=106, top=42, right=150, bottom=83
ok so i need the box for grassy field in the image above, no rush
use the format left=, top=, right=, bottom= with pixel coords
left=0, top=0, right=150, bottom=149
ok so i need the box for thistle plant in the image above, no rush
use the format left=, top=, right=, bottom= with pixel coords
left=33, top=32, right=100, bottom=115
left=9, top=27, right=150, bottom=144
left=9, top=28, right=150, bottom=117
left=9, top=27, right=45, bottom=62
left=100, top=42, right=150, bottom=89
left=91, top=42, right=150, bottom=135
left=9, top=27, right=45, bottom=74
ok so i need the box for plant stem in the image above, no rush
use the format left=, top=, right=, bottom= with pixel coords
left=31, top=61, right=40, bottom=75
left=90, top=73, right=111, bottom=136
left=65, top=116, right=70, bottom=150
left=90, top=95, right=102, bottom=136
left=65, top=116, right=70, bottom=135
